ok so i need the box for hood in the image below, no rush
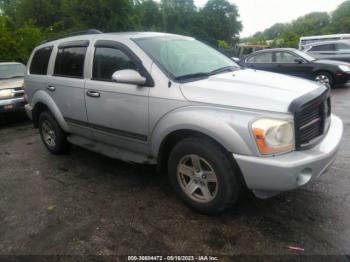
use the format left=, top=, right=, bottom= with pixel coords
left=313, top=59, right=350, bottom=66
left=180, top=69, right=322, bottom=113
left=0, top=78, right=24, bottom=90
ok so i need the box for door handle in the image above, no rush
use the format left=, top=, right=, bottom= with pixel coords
left=47, top=86, right=56, bottom=92
left=86, top=90, right=100, bottom=98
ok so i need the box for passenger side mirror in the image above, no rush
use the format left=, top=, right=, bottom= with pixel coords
left=112, top=69, right=146, bottom=85
left=295, top=58, right=304, bottom=64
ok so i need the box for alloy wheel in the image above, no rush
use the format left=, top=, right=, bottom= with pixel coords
left=177, top=154, right=218, bottom=203
left=41, top=120, right=56, bottom=147
left=315, top=74, right=331, bottom=88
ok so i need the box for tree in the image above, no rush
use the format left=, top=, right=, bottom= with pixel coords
left=136, top=0, right=162, bottom=31
left=160, top=0, right=198, bottom=34
left=0, top=0, right=244, bottom=62
left=330, top=0, right=350, bottom=33
left=292, top=12, right=330, bottom=36
left=201, top=0, right=242, bottom=46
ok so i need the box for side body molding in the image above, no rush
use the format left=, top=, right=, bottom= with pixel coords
left=31, top=90, right=70, bottom=132
left=149, top=106, right=255, bottom=158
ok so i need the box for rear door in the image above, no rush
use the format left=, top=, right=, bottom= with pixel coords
left=26, top=46, right=53, bottom=102
left=47, top=40, right=92, bottom=138
left=244, top=51, right=276, bottom=72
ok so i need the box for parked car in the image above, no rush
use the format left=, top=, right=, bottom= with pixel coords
left=303, top=40, right=350, bottom=63
left=240, top=48, right=350, bottom=88
left=0, top=62, right=26, bottom=113
left=25, top=31, right=343, bottom=214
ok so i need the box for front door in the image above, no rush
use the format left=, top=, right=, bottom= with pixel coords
left=85, top=41, right=150, bottom=154
left=273, top=51, right=313, bottom=79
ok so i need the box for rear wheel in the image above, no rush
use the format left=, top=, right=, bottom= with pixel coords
left=314, top=72, right=334, bottom=89
left=168, top=137, right=241, bottom=215
left=38, top=111, right=70, bottom=154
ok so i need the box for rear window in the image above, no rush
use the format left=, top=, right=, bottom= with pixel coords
left=29, top=47, right=53, bottom=75
left=336, top=43, right=350, bottom=51
left=54, top=47, right=87, bottom=78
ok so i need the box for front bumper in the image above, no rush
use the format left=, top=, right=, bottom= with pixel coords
left=234, top=115, right=343, bottom=198
left=0, top=97, right=25, bottom=113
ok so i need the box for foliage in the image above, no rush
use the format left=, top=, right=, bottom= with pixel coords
left=246, top=1, right=350, bottom=48
left=0, top=0, right=242, bottom=63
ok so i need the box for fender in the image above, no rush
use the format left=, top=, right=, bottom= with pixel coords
left=150, top=106, right=257, bottom=158
left=31, top=90, right=70, bottom=132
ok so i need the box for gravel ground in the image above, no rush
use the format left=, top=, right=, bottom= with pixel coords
left=0, top=88, right=349, bottom=260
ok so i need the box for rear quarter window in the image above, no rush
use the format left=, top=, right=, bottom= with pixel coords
left=310, top=44, right=336, bottom=52
left=247, top=52, right=273, bottom=63
left=29, top=47, right=53, bottom=75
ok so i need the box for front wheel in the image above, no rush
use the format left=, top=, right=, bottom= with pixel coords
left=168, top=137, right=242, bottom=215
left=315, top=72, right=334, bottom=89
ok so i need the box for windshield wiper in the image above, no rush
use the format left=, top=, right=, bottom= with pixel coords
left=209, top=66, right=236, bottom=76
left=174, top=72, right=210, bottom=81
left=174, top=66, right=237, bottom=82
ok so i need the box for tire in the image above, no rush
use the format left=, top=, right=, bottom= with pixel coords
left=314, top=72, right=334, bottom=89
left=168, top=137, right=241, bottom=215
left=38, top=111, right=70, bottom=154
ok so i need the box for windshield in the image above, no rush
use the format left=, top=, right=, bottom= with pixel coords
left=294, top=50, right=315, bottom=61
left=134, top=36, right=240, bottom=81
left=0, top=64, right=26, bottom=80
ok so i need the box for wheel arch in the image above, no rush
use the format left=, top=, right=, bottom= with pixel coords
left=156, top=129, right=247, bottom=188
left=31, top=90, right=70, bottom=132
left=313, top=69, right=334, bottom=79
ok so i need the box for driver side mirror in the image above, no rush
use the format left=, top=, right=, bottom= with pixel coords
left=294, top=58, right=304, bottom=64
left=112, top=69, right=146, bottom=85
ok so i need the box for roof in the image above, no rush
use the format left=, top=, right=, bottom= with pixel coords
left=300, top=34, right=350, bottom=40
left=36, top=31, right=191, bottom=50
left=253, top=48, right=298, bottom=53
left=304, top=40, right=350, bottom=47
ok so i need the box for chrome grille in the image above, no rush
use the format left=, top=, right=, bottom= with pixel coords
left=295, top=93, right=331, bottom=150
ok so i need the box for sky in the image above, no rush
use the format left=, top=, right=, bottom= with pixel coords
left=194, top=0, right=345, bottom=37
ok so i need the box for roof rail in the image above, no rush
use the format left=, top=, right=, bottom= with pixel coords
left=41, top=29, right=103, bottom=44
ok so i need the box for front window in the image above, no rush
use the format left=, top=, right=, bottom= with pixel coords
left=293, top=50, right=315, bottom=61
left=275, top=52, right=299, bottom=63
left=93, top=47, right=137, bottom=81
left=134, top=36, right=239, bottom=81
left=0, top=63, right=26, bottom=80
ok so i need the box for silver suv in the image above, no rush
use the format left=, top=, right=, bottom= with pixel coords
left=303, top=40, right=350, bottom=63
left=25, top=31, right=343, bottom=214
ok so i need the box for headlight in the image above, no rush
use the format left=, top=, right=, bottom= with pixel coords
left=0, top=89, right=13, bottom=99
left=251, top=118, right=295, bottom=155
left=339, top=65, right=350, bottom=72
